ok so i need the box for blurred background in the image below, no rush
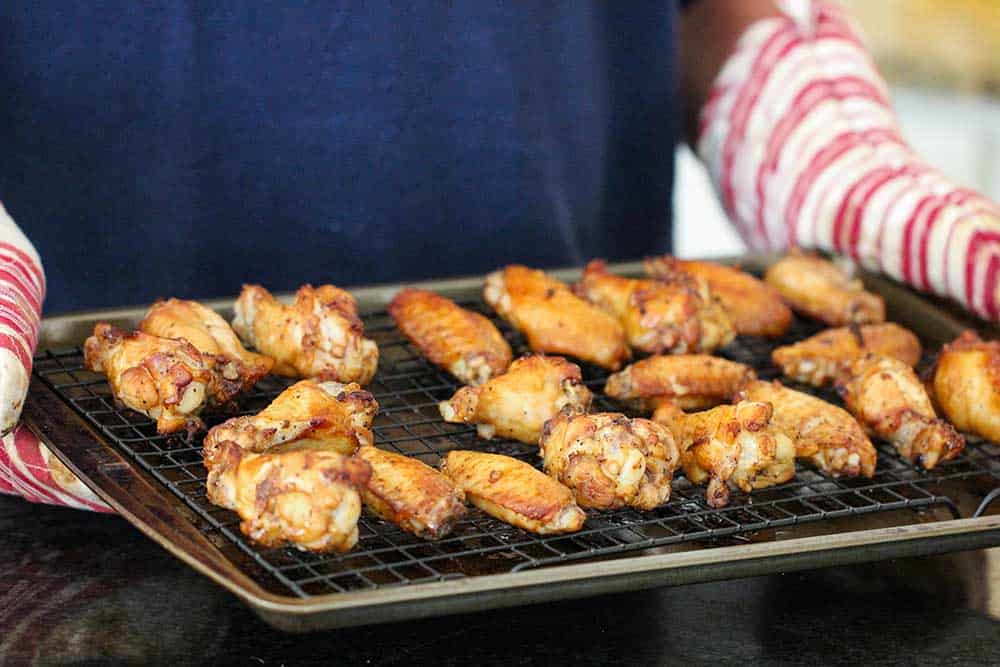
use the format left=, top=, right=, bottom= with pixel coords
left=675, top=0, right=1000, bottom=257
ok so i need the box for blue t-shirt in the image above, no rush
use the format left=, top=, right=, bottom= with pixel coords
left=1, top=2, right=681, bottom=313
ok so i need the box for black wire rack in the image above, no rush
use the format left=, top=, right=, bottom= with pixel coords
left=32, top=301, right=1000, bottom=599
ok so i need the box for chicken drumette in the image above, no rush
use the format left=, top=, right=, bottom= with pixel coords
left=603, top=354, right=755, bottom=411
left=764, top=252, right=885, bottom=326
left=933, top=331, right=1000, bottom=443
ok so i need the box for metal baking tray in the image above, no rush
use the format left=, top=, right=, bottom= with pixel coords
left=21, top=257, right=1000, bottom=632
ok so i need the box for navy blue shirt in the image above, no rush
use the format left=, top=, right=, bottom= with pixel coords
left=1, top=2, right=681, bottom=313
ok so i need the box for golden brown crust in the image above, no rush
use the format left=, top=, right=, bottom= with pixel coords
left=764, top=251, right=885, bottom=326
left=603, top=354, right=755, bottom=411
left=933, top=331, right=1000, bottom=443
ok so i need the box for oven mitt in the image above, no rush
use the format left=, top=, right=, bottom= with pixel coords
left=698, top=0, right=1000, bottom=319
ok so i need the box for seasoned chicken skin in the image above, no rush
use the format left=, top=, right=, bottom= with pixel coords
left=540, top=410, right=680, bottom=510
left=440, top=451, right=584, bottom=534
left=356, top=446, right=466, bottom=539
left=439, top=355, right=592, bottom=444
left=739, top=379, right=876, bottom=478
left=773, top=323, right=921, bottom=387
left=603, top=354, right=755, bottom=411
left=483, top=265, right=629, bottom=370
left=140, top=298, right=274, bottom=395
left=764, top=252, right=885, bottom=326
left=933, top=331, right=1000, bottom=443
left=389, top=288, right=512, bottom=385
left=575, top=260, right=734, bottom=354
left=644, top=257, right=792, bottom=338
left=837, top=354, right=964, bottom=469
left=661, top=401, right=795, bottom=508
left=232, top=284, right=378, bottom=383
left=83, top=324, right=214, bottom=433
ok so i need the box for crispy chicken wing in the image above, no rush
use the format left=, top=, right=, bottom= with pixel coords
left=389, top=288, right=511, bottom=385
left=574, top=260, right=734, bottom=354
left=483, top=265, right=629, bottom=370
left=773, top=323, right=921, bottom=386
left=439, top=450, right=585, bottom=534
left=356, top=446, right=467, bottom=539
left=739, top=379, right=876, bottom=478
left=764, top=252, right=885, bottom=326
left=837, top=354, right=964, bottom=469
left=660, top=401, right=795, bottom=508
left=232, top=284, right=378, bottom=383
left=83, top=324, right=214, bottom=433
left=539, top=410, right=680, bottom=510
left=933, top=331, right=1000, bottom=442
left=603, top=354, right=755, bottom=411
left=644, top=257, right=792, bottom=338
left=439, top=355, right=592, bottom=443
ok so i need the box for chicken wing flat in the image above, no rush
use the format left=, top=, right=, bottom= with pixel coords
left=837, top=354, right=964, bottom=469
left=356, top=446, right=467, bottom=540
left=933, top=331, right=1000, bottom=443
left=439, top=355, right=592, bottom=444
left=644, top=256, right=792, bottom=338
left=205, top=441, right=370, bottom=552
left=574, top=260, right=734, bottom=354
left=483, top=265, right=630, bottom=370
left=764, top=252, right=885, bottom=326
left=389, top=288, right=512, bottom=385
left=539, top=410, right=680, bottom=510
left=232, top=283, right=378, bottom=383
left=83, top=324, right=214, bottom=433
left=440, top=450, right=584, bottom=534
left=603, top=354, right=755, bottom=411
left=772, top=323, right=921, bottom=387
left=739, top=379, right=876, bottom=478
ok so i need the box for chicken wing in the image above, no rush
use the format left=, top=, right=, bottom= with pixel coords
left=837, top=354, right=964, bottom=469
left=232, top=283, right=378, bottom=383
left=539, top=410, right=680, bottom=510
left=644, top=256, right=792, bottom=338
left=388, top=288, right=511, bottom=385
left=439, top=354, right=592, bottom=444
left=574, top=260, right=734, bottom=354
left=440, top=450, right=585, bottom=534
left=661, top=401, right=795, bottom=508
left=83, top=324, right=214, bottom=433
left=933, top=331, right=1000, bottom=442
left=772, top=323, right=921, bottom=387
left=764, top=252, right=885, bottom=326
left=603, top=354, right=755, bottom=411
left=356, top=446, right=467, bottom=540
left=739, top=379, right=877, bottom=478
left=483, top=265, right=630, bottom=370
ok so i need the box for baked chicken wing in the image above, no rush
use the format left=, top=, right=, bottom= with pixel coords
left=644, top=256, right=792, bottom=338
left=739, top=379, right=876, bottom=478
left=439, top=355, right=592, bottom=444
left=837, top=354, right=964, bottom=469
left=232, top=283, right=378, bottom=383
left=389, top=288, right=511, bottom=385
left=574, top=260, right=734, bottom=354
left=539, top=410, right=680, bottom=510
left=773, top=323, right=921, bottom=387
left=603, top=354, right=755, bottom=411
left=483, top=265, right=629, bottom=370
left=933, top=331, right=1000, bottom=442
left=439, top=450, right=585, bottom=534
left=764, top=252, right=885, bottom=326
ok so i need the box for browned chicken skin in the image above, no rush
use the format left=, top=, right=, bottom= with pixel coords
left=644, top=257, right=793, bottom=338
left=483, top=265, right=630, bottom=370
left=232, top=283, right=378, bottom=383
left=439, top=355, right=592, bottom=444
left=933, top=331, right=1000, bottom=443
left=440, top=450, right=585, bottom=534
left=575, top=260, right=734, bottom=354
left=764, top=252, right=885, bottom=326
left=773, top=323, right=921, bottom=387
left=837, top=354, right=964, bottom=470
left=389, top=288, right=512, bottom=385
left=603, top=354, right=756, bottom=411
left=540, top=410, right=680, bottom=510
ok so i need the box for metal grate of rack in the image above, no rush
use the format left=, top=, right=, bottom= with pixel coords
left=32, top=301, right=1000, bottom=599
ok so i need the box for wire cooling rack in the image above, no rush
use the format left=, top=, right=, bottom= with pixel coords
left=32, top=302, right=1000, bottom=599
